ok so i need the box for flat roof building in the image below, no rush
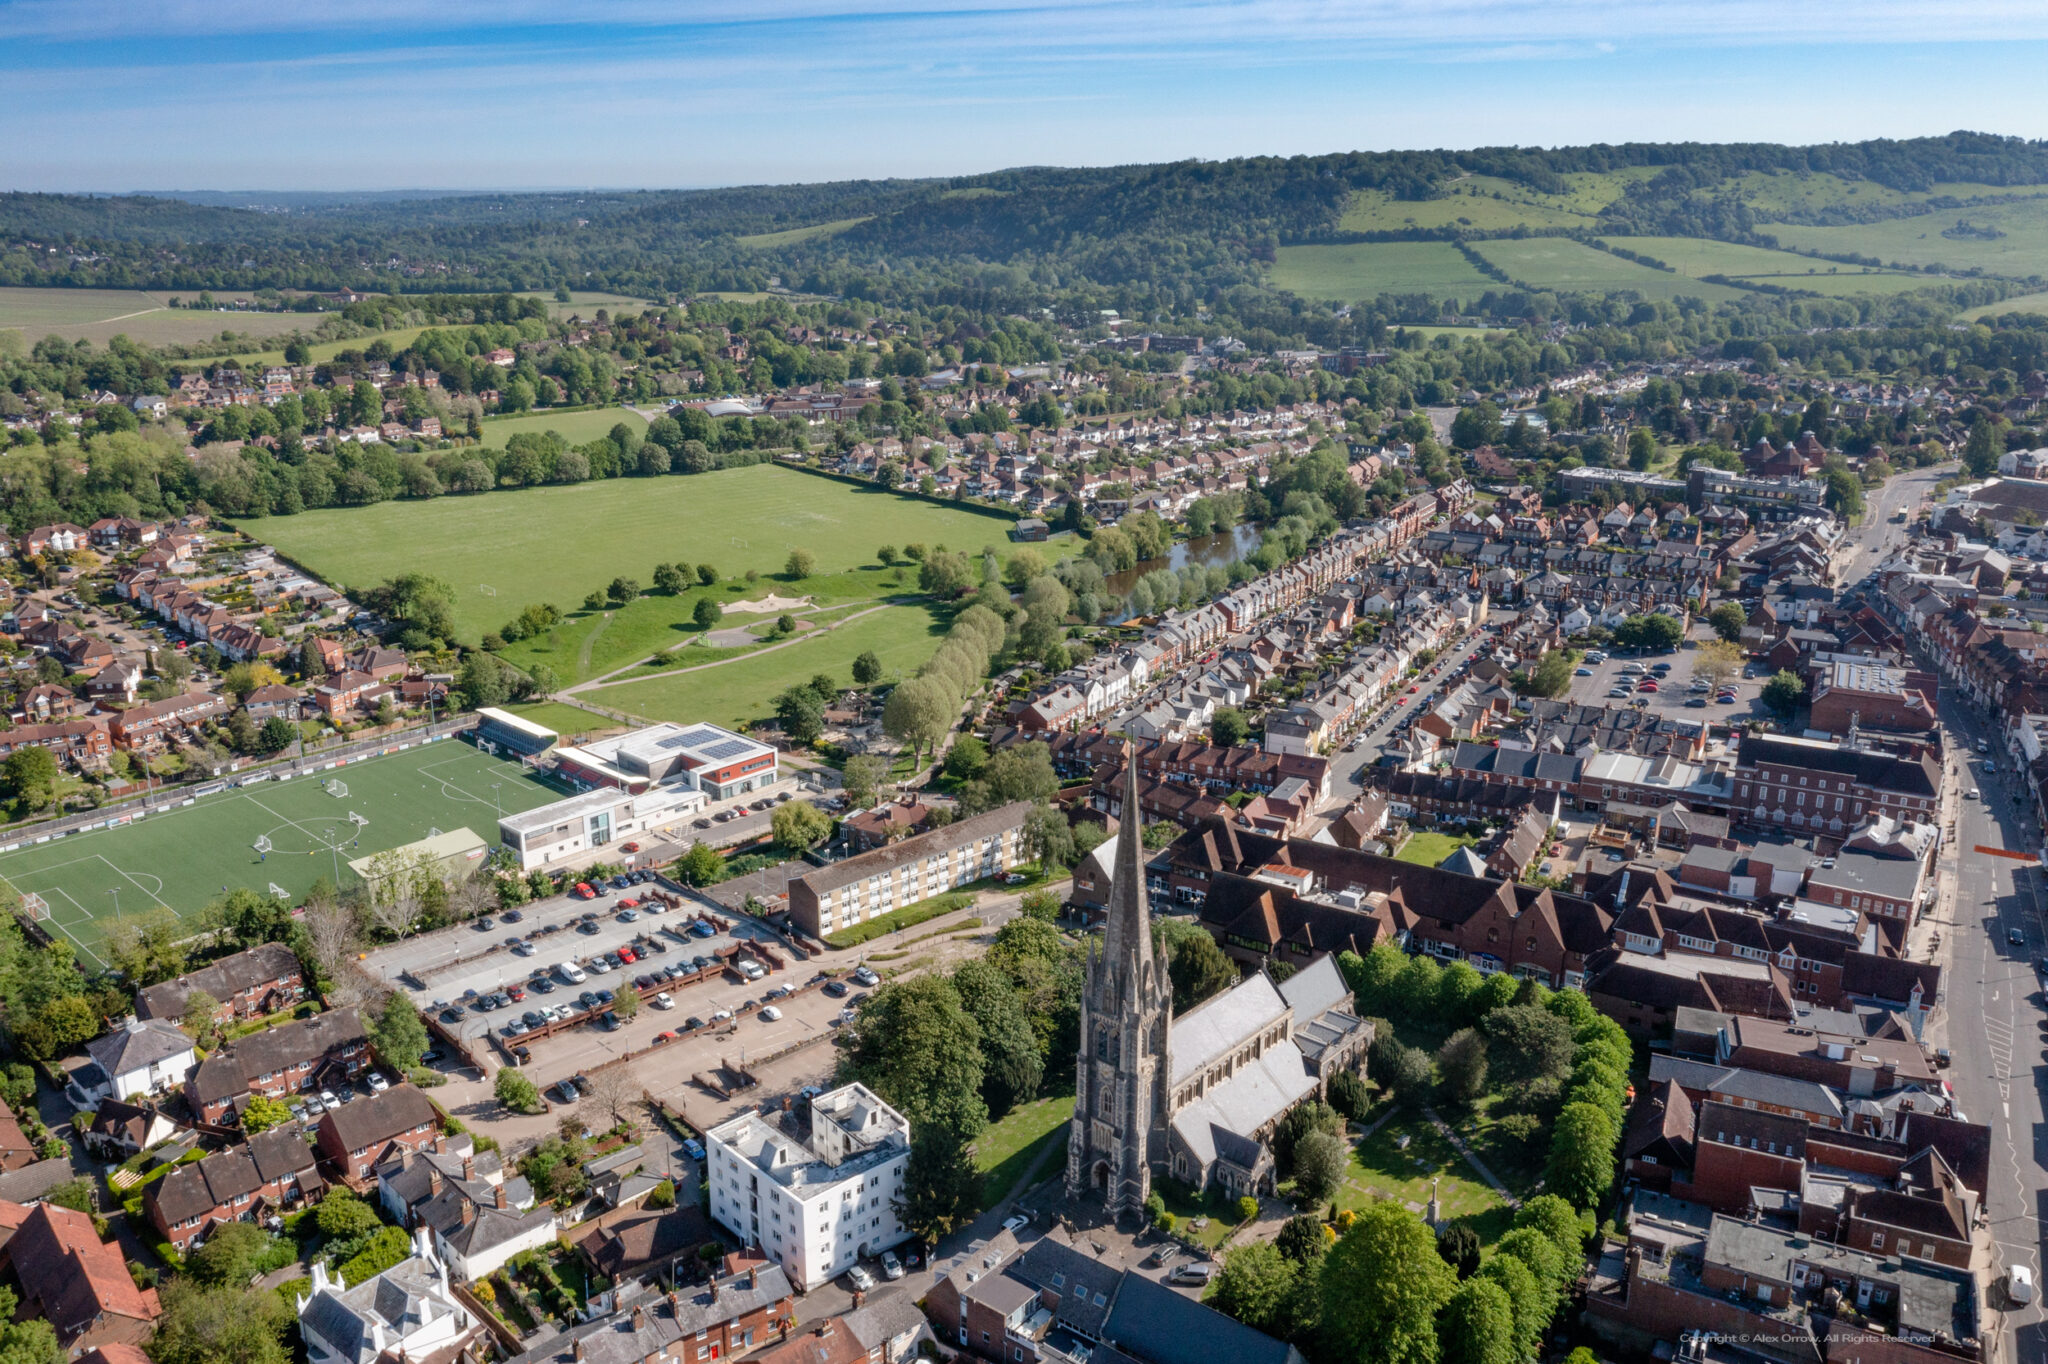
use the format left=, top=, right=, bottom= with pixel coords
left=554, top=721, right=776, bottom=800
left=496, top=784, right=705, bottom=873
left=785, top=801, right=1031, bottom=939
left=704, top=1083, right=911, bottom=1290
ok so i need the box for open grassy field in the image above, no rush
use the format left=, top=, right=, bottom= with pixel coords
left=500, top=701, right=628, bottom=741
left=1726, top=170, right=2048, bottom=220
left=1334, top=1107, right=1515, bottom=1246
left=0, top=286, right=315, bottom=348
left=973, top=1094, right=1073, bottom=1209
left=516, top=290, right=663, bottom=318
left=581, top=601, right=950, bottom=728
left=735, top=218, right=871, bottom=248
left=1965, top=290, right=2048, bottom=320
left=1763, top=196, right=2048, bottom=277
left=0, top=737, right=561, bottom=968
left=1269, top=242, right=1499, bottom=302
left=1470, top=238, right=1750, bottom=302
left=473, top=406, right=648, bottom=451
left=237, top=463, right=1029, bottom=642
left=497, top=569, right=906, bottom=688
left=1613, top=237, right=1937, bottom=294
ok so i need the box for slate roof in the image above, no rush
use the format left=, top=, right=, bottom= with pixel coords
left=320, top=1083, right=436, bottom=1154
left=1017, top=1238, right=1124, bottom=1337
left=189, top=1006, right=363, bottom=1104
left=1099, top=1269, right=1299, bottom=1364
left=500, top=1268, right=794, bottom=1364
left=85, top=1019, right=193, bottom=1080
left=136, top=941, right=301, bottom=1021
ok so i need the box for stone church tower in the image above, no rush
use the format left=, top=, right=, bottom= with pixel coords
left=1065, top=749, right=1173, bottom=1217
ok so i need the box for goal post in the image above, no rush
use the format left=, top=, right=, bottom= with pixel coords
left=326, top=779, right=349, bottom=798
left=20, top=893, right=47, bottom=922
left=348, top=812, right=370, bottom=830
left=253, top=835, right=272, bottom=855
left=268, top=883, right=291, bottom=901
left=479, top=584, right=497, bottom=597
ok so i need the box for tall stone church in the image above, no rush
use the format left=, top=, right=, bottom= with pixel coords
left=1067, top=754, right=1370, bottom=1216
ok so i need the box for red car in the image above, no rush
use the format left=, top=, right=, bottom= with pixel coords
left=621, top=842, right=641, bottom=853
left=572, top=883, right=595, bottom=900
left=617, top=945, right=639, bottom=964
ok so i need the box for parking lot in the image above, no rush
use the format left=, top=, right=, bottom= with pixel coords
left=1560, top=643, right=1765, bottom=722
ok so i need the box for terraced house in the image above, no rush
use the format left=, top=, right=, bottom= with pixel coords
left=186, top=1007, right=367, bottom=1123
left=135, top=940, right=306, bottom=1026
left=145, top=1123, right=325, bottom=1251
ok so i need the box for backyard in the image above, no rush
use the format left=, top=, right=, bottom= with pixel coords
left=1393, top=830, right=1480, bottom=866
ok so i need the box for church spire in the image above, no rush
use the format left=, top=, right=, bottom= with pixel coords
left=1103, top=741, right=1153, bottom=976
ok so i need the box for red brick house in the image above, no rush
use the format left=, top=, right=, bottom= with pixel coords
left=185, top=1007, right=367, bottom=1123
left=135, top=941, right=306, bottom=1026
left=316, top=1084, right=440, bottom=1184
left=145, top=1123, right=325, bottom=1250
left=0, top=1202, right=161, bottom=1353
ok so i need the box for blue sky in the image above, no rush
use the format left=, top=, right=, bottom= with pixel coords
left=5, top=1, right=2048, bottom=192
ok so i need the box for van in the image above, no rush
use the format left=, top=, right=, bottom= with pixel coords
left=2010, top=1265, right=2035, bottom=1305
left=557, top=959, right=588, bottom=985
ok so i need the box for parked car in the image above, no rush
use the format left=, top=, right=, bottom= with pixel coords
left=618, top=946, right=639, bottom=965
left=476, top=916, right=496, bottom=931
left=501, top=909, right=523, bottom=923
left=845, top=1266, right=876, bottom=1292
left=617, top=908, right=640, bottom=923
left=682, top=1137, right=706, bottom=1161
left=1169, top=1264, right=1214, bottom=1286
left=852, top=966, right=880, bottom=987
left=652, top=992, right=675, bottom=1010
left=367, top=1071, right=391, bottom=1093
left=823, top=979, right=851, bottom=998
left=760, top=1005, right=783, bottom=1022
left=882, top=1250, right=904, bottom=1280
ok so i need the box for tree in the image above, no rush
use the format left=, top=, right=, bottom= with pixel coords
left=105, top=906, right=190, bottom=988
left=1626, top=427, right=1658, bottom=471
left=953, top=960, right=1043, bottom=1117
left=842, top=975, right=987, bottom=1140
left=258, top=715, right=297, bottom=753
left=1273, top=1100, right=1342, bottom=1176
left=893, top=1126, right=980, bottom=1243
left=881, top=676, right=953, bottom=766
left=299, top=895, right=364, bottom=995
left=1, top=746, right=57, bottom=812
left=1519, top=650, right=1575, bottom=699
left=1293, top=1129, right=1347, bottom=1202
left=840, top=753, right=889, bottom=808
left=1546, top=1101, right=1619, bottom=1209
left=785, top=548, right=816, bottom=579
left=1436, top=1222, right=1481, bottom=1279
left=692, top=597, right=723, bottom=630
left=1266, top=1213, right=1325, bottom=1267
left=1211, top=1241, right=1299, bottom=1337
left=1155, top=918, right=1239, bottom=1014
left=229, top=1090, right=293, bottom=1135
left=675, top=841, right=724, bottom=886
left=1375, top=1040, right=1435, bottom=1099
left=851, top=650, right=883, bottom=687
left=1693, top=639, right=1744, bottom=691
left=1762, top=669, right=1807, bottom=718
left=315, top=1187, right=382, bottom=1239
left=612, top=986, right=639, bottom=1021
left=1210, top=706, right=1250, bottom=748
left=1475, top=1253, right=1544, bottom=1362
left=1020, top=803, right=1073, bottom=870
left=1438, top=1278, right=1517, bottom=1364
left=1611, top=612, right=1683, bottom=653
left=695, top=563, right=719, bottom=586
left=1321, top=1202, right=1456, bottom=1364
left=943, top=734, right=989, bottom=782
left=371, top=991, right=429, bottom=1072
left=1436, top=1028, right=1488, bottom=1105
left=1478, top=1004, right=1574, bottom=1086
left=964, top=743, right=1058, bottom=812
left=189, top=1221, right=281, bottom=1287
left=150, top=1278, right=290, bottom=1364
left=1018, top=888, right=1061, bottom=923
left=1708, top=601, right=1748, bottom=642
left=771, top=800, right=832, bottom=852
left=1824, top=464, right=1865, bottom=520
left=775, top=686, right=825, bottom=744
left=652, top=563, right=687, bottom=595
left=1513, top=1194, right=1587, bottom=1265
left=585, top=1065, right=640, bottom=1130
left=496, top=1067, right=542, bottom=1114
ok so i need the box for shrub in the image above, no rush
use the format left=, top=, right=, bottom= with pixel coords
left=1236, top=1195, right=1260, bottom=1223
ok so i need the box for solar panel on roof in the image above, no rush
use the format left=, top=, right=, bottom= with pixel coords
left=703, top=739, right=751, bottom=761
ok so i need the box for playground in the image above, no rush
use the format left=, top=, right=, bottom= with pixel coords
left=0, top=737, right=565, bottom=969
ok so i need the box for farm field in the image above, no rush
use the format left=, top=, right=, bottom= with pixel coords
left=1612, top=237, right=1938, bottom=294
left=473, top=406, right=649, bottom=451
left=735, top=217, right=871, bottom=248
left=209, top=324, right=444, bottom=370
left=0, top=738, right=560, bottom=968
left=582, top=601, right=950, bottom=729
left=1763, top=197, right=2048, bottom=276
left=0, top=286, right=313, bottom=347
left=237, top=463, right=1030, bottom=642
left=1469, top=239, right=1750, bottom=302
left=1725, top=170, right=2048, bottom=220
left=516, top=290, right=662, bottom=317
left=1269, top=242, right=1499, bottom=302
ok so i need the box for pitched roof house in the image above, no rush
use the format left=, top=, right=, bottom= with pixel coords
left=0, top=1201, right=162, bottom=1352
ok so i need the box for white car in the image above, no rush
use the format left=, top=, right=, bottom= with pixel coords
left=881, top=1250, right=904, bottom=1280
left=759, top=1005, right=783, bottom=1022
left=845, top=1265, right=876, bottom=1292
left=710, top=1008, right=734, bottom=1022
left=367, top=1071, right=391, bottom=1093
left=588, top=956, right=614, bottom=974
left=1002, top=1214, right=1029, bottom=1234
left=2010, top=1264, right=2035, bottom=1305
left=558, top=960, right=588, bottom=985
left=651, top=992, right=675, bottom=1010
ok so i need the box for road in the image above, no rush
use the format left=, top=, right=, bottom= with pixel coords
left=1324, top=631, right=1489, bottom=810
left=1835, top=464, right=1945, bottom=583
left=1926, top=696, right=2045, bottom=1364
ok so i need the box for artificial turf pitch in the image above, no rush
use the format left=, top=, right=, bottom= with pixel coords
left=0, top=737, right=563, bottom=968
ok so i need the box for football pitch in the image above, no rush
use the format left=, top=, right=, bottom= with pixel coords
left=0, top=737, right=565, bottom=969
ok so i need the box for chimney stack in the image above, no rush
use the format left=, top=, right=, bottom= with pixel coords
left=459, top=1198, right=475, bottom=1227
left=427, top=1167, right=442, bottom=1197
left=494, top=1184, right=507, bottom=1209
left=462, top=1155, right=475, bottom=1181
left=631, top=1305, right=647, bottom=1331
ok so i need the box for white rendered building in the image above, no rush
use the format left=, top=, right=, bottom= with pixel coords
left=704, top=1082, right=911, bottom=1289
left=297, top=1227, right=483, bottom=1364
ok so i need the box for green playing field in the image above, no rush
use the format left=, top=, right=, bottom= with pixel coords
left=0, top=737, right=564, bottom=969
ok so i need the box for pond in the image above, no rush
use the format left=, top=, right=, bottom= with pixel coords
left=1100, top=522, right=1264, bottom=600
